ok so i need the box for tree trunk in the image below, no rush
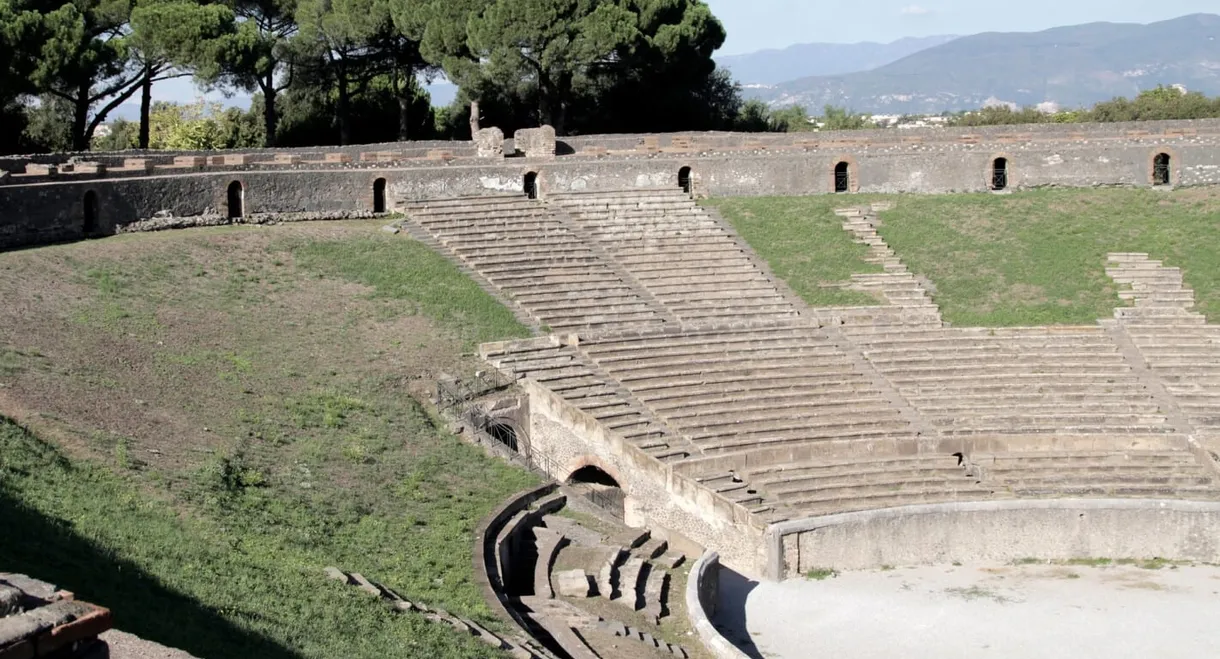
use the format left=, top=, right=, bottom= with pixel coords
left=469, top=100, right=480, bottom=134
left=138, top=64, right=153, bottom=149
left=336, top=67, right=352, bottom=146
left=396, top=71, right=411, bottom=141
left=262, top=76, right=278, bottom=147
left=72, top=84, right=91, bottom=151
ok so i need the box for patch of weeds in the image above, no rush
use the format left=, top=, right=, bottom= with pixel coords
left=806, top=567, right=839, bottom=581
left=285, top=391, right=369, bottom=430
left=880, top=565, right=896, bottom=571
left=194, top=443, right=267, bottom=502
left=944, top=585, right=1014, bottom=604
left=1011, top=557, right=1043, bottom=566
left=1065, top=557, right=1113, bottom=567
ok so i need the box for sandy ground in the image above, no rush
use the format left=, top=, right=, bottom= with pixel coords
left=717, top=562, right=1220, bottom=659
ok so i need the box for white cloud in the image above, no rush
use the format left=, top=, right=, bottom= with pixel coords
left=900, top=5, right=933, bottom=15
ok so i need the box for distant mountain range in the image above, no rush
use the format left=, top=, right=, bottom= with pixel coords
left=715, top=35, right=959, bottom=86
left=738, top=13, right=1220, bottom=114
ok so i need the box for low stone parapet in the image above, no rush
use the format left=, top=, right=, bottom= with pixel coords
left=686, top=551, right=750, bottom=659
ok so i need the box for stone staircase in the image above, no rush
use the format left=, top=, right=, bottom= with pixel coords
left=398, top=195, right=669, bottom=332
left=1105, top=253, right=1220, bottom=443
left=814, top=206, right=943, bottom=333
left=550, top=189, right=800, bottom=326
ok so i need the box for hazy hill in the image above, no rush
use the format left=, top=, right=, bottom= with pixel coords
left=716, top=35, right=958, bottom=86
left=752, top=14, right=1220, bottom=113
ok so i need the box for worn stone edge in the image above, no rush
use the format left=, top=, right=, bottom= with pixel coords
left=685, top=550, right=751, bottom=659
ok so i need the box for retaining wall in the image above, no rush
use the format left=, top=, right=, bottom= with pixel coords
left=765, top=499, right=1220, bottom=580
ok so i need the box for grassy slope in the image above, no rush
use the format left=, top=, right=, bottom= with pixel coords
left=704, top=196, right=884, bottom=306
left=715, top=189, right=1220, bottom=326
left=0, top=223, right=534, bottom=659
left=879, top=188, right=1220, bottom=325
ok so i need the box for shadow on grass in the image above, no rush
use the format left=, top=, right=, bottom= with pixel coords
left=0, top=480, right=303, bottom=659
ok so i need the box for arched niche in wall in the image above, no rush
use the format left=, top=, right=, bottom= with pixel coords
left=373, top=177, right=388, bottom=212
left=226, top=180, right=245, bottom=218
left=82, top=190, right=98, bottom=236
left=523, top=171, right=539, bottom=199
left=991, top=157, right=1009, bottom=191
left=678, top=166, right=693, bottom=194
left=1152, top=152, right=1173, bottom=187
left=831, top=156, right=858, bottom=193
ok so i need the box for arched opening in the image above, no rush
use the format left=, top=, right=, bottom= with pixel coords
left=1153, top=153, right=1171, bottom=186
left=567, top=465, right=625, bottom=518
left=373, top=178, right=387, bottom=212
left=226, top=180, right=244, bottom=218
left=486, top=422, right=518, bottom=452
left=678, top=166, right=692, bottom=194
left=82, top=190, right=98, bottom=235
left=834, top=161, right=850, bottom=193
left=523, top=171, right=538, bottom=200
left=991, top=158, right=1008, bottom=191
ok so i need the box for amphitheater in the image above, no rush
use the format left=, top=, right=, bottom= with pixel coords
left=5, top=119, right=1220, bottom=658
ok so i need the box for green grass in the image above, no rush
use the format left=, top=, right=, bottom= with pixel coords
left=806, top=567, right=839, bottom=580
left=0, top=419, right=533, bottom=659
left=879, top=188, right=1220, bottom=325
left=0, top=224, right=542, bottom=658
left=290, top=237, right=530, bottom=347
left=717, top=188, right=1220, bottom=326
left=703, top=196, right=884, bottom=306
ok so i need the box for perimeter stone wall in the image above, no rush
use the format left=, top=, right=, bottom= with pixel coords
left=4, top=118, right=1220, bottom=249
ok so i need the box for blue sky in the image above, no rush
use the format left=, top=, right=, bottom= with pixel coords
left=148, top=2, right=1216, bottom=109
left=706, top=0, right=1217, bottom=55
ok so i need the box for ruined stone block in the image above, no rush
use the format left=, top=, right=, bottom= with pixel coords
left=324, top=153, right=352, bottom=164
left=555, top=570, right=591, bottom=598
left=174, top=156, right=207, bottom=167
left=513, top=126, right=557, bottom=159
left=360, top=151, right=394, bottom=162
left=273, top=153, right=301, bottom=165
left=122, top=158, right=153, bottom=172
left=474, top=127, right=505, bottom=158
left=581, top=145, right=607, bottom=157
left=426, top=149, right=455, bottom=161
left=637, top=136, right=660, bottom=153
left=670, top=136, right=693, bottom=151
left=25, top=164, right=56, bottom=176
left=208, top=155, right=226, bottom=165
left=223, top=154, right=252, bottom=166
left=73, top=162, right=105, bottom=174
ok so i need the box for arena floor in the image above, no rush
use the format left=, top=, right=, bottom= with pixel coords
left=717, top=561, right=1220, bottom=659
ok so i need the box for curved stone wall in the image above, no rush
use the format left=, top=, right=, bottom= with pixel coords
left=686, top=551, right=751, bottom=659
left=765, top=499, right=1220, bottom=580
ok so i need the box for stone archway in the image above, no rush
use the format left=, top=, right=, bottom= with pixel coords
left=373, top=177, right=387, bottom=212
left=564, top=458, right=625, bottom=517
left=524, top=171, right=539, bottom=199
left=226, top=180, right=244, bottom=218
left=82, top=190, right=98, bottom=235
left=1153, top=153, right=1171, bottom=186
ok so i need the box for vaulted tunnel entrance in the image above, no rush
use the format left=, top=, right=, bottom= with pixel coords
left=567, top=465, right=625, bottom=518
left=373, top=177, right=387, bottom=212
left=834, top=161, right=850, bottom=193
left=991, top=158, right=1009, bottom=191
left=82, top=190, right=98, bottom=235
left=1153, top=153, right=1171, bottom=186
left=678, top=166, right=692, bottom=194
left=226, top=181, right=244, bottom=218
left=524, top=171, right=539, bottom=199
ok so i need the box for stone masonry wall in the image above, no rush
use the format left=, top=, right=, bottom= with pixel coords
left=525, top=381, right=768, bottom=577
left=4, top=120, right=1220, bottom=249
